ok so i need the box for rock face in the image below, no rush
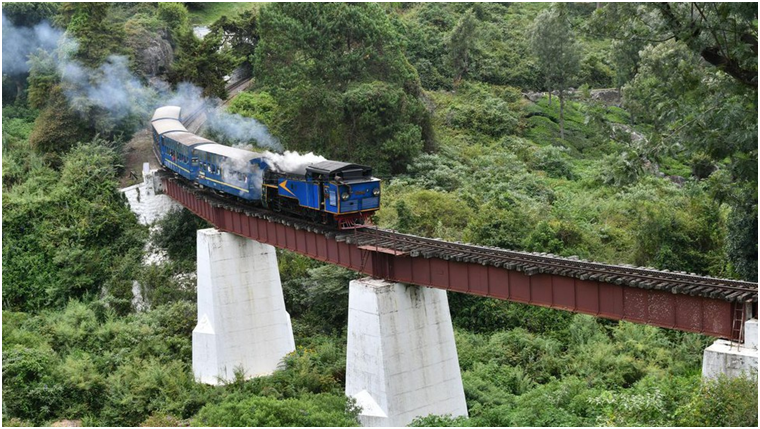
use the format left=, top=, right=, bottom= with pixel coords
left=590, top=88, right=622, bottom=107
left=522, top=88, right=622, bottom=107
left=134, top=29, right=174, bottom=78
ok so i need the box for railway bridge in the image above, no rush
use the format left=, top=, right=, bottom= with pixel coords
left=123, top=87, right=757, bottom=426
left=161, top=171, right=757, bottom=340
left=138, top=170, right=758, bottom=426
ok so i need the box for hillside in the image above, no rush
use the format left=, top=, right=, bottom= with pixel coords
left=2, top=3, right=757, bottom=427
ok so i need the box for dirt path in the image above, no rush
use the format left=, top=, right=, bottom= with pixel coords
left=119, top=128, right=158, bottom=188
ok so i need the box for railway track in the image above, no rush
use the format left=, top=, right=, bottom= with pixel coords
left=345, top=228, right=757, bottom=303
left=161, top=170, right=759, bottom=305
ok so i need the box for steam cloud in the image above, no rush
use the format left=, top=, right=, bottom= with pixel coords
left=2, top=14, right=281, bottom=150
left=207, top=110, right=280, bottom=150
left=222, top=147, right=326, bottom=197
left=262, top=150, right=326, bottom=174
left=1, top=14, right=62, bottom=75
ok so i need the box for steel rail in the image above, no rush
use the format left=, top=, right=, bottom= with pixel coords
left=351, top=228, right=756, bottom=299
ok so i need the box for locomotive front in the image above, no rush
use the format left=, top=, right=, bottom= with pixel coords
left=264, top=160, right=381, bottom=228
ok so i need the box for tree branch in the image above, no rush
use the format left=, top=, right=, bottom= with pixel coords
left=657, top=2, right=757, bottom=89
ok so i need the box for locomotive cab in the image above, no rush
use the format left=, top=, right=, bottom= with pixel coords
left=306, top=161, right=381, bottom=219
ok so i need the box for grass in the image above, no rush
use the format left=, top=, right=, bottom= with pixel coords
left=187, top=2, right=259, bottom=26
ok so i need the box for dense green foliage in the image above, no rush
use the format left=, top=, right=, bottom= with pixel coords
left=3, top=2, right=757, bottom=427
left=252, top=3, right=431, bottom=174
left=3, top=121, right=146, bottom=312
left=169, top=26, right=238, bottom=99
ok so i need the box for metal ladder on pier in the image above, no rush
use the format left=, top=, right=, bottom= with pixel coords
left=730, top=303, right=746, bottom=350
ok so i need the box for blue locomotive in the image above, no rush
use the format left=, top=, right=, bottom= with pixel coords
left=150, top=106, right=381, bottom=228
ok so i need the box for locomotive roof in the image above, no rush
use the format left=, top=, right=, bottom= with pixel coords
left=152, top=118, right=188, bottom=136
left=164, top=131, right=214, bottom=147
left=194, top=143, right=264, bottom=162
left=306, top=161, right=372, bottom=176
left=152, top=106, right=182, bottom=121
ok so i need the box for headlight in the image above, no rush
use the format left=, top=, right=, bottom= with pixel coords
left=372, top=187, right=380, bottom=197
left=341, top=192, right=350, bottom=201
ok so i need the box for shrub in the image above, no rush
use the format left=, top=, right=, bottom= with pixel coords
left=2, top=345, right=65, bottom=424
left=530, top=145, right=575, bottom=179
left=192, top=393, right=360, bottom=427
left=676, top=373, right=758, bottom=427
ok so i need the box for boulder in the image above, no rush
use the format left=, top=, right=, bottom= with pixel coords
left=134, top=30, right=174, bottom=79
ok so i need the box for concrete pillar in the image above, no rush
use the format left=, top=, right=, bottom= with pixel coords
left=702, top=319, right=758, bottom=379
left=120, top=166, right=181, bottom=225
left=193, top=229, right=295, bottom=385
left=345, top=278, right=468, bottom=427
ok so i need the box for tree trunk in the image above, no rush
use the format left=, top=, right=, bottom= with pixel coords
left=15, top=80, right=24, bottom=103
left=559, top=90, right=565, bottom=140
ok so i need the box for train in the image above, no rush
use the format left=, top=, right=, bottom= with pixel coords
left=150, top=106, right=381, bottom=229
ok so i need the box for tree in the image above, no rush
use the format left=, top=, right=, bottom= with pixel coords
left=446, top=9, right=478, bottom=85
left=530, top=4, right=580, bottom=140
left=652, top=3, right=757, bottom=89
left=169, top=27, right=238, bottom=99
left=28, top=85, right=92, bottom=158
left=157, top=2, right=189, bottom=33
left=26, top=49, right=58, bottom=109
left=253, top=3, right=431, bottom=174
left=2, top=2, right=59, bottom=26
left=56, top=3, right=125, bottom=67
left=592, top=3, right=757, bottom=89
left=209, top=10, right=259, bottom=76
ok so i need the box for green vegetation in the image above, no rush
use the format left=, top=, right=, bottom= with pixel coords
left=185, top=2, right=258, bottom=26
left=2, top=2, right=756, bottom=427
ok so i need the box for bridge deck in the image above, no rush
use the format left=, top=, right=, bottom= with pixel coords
left=161, top=172, right=758, bottom=340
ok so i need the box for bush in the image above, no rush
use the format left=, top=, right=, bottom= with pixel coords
left=2, top=345, right=65, bottom=424
left=28, top=86, right=93, bottom=159
left=677, top=373, right=758, bottom=427
left=227, top=91, right=279, bottom=126
left=100, top=358, right=207, bottom=426
left=157, top=2, right=189, bottom=32
left=529, top=145, right=575, bottom=179
left=3, top=142, right=146, bottom=312
left=192, top=393, right=360, bottom=426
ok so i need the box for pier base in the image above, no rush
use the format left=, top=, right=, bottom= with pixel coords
left=702, top=319, right=758, bottom=379
left=192, top=229, right=295, bottom=385
left=345, top=278, right=468, bottom=427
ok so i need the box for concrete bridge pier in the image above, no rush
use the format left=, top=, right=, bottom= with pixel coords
left=345, top=278, right=468, bottom=427
left=192, top=229, right=295, bottom=385
left=702, top=317, right=758, bottom=379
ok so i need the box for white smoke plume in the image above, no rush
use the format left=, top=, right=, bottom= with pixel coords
left=206, top=110, right=280, bottom=150
left=160, top=82, right=281, bottom=151
left=1, top=14, right=62, bottom=75
left=1, top=14, right=280, bottom=150
left=261, top=150, right=326, bottom=174
left=224, top=147, right=328, bottom=197
left=60, top=53, right=157, bottom=121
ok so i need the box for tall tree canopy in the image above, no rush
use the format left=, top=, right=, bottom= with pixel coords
left=253, top=2, right=431, bottom=175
